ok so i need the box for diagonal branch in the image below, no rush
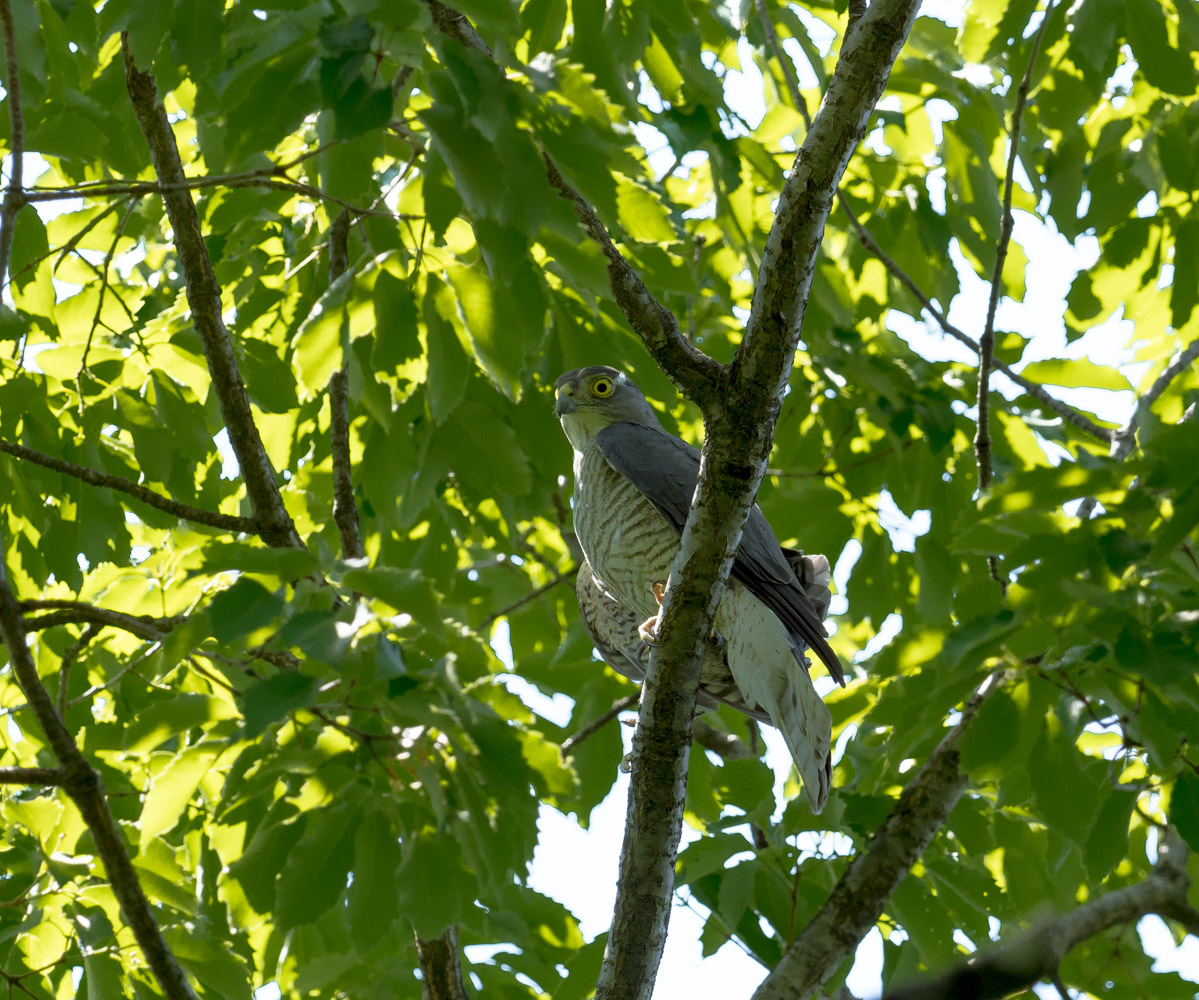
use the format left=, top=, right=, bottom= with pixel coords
left=420, top=0, right=719, bottom=405
left=0, top=438, right=257, bottom=533
left=839, top=210, right=1113, bottom=442
left=881, top=833, right=1196, bottom=1000
left=78, top=196, right=142, bottom=380
left=544, top=158, right=722, bottom=406
left=0, top=555, right=199, bottom=1000
left=121, top=35, right=302, bottom=550
left=1075, top=336, right=1199, bottom=518
left=751, top=668, right=1008, bottom=1000
left=1144, top=337, right=1199, bottom=411
left=0, top=0, right=25, bottom=290
left=976, top=0, right=1058, bottom=493
left=559, top=693, right=640, bottom=757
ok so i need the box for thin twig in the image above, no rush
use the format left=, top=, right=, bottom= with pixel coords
left=57, top=623, right=102, bottom=717
left=0, top=438, right=257, bottom=533
left=755, top=0, right=812, bottom=130
left=5, top=198, right=128, bottom=291
left=0, top=767, right=65, bottom=785
left=544, top=155, right=721, bottom=406
left=20, top=176, right=413, bottom=221
left=977, top=0, right=1058, bottom=494
left=1075, top=336, right=1199, bottom=519
left=78, top=196, right=142, bottom=386
left=0, top=0, right=26, bottom=289
left=480, top=569, right=575, bottom=628
left=839, top=207, right=1111, bottom=441
left=560, top=693, right=641, bottom=756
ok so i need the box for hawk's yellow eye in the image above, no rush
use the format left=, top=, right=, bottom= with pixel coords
left=592, top=377, right=614, bottom=397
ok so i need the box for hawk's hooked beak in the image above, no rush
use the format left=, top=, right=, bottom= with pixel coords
left=554, top=389, right=579, bottom=417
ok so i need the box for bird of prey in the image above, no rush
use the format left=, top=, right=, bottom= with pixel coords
left=555, top=365, right=845, bottom=812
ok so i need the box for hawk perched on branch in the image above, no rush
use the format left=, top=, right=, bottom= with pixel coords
left=555, top=365, right=844, bottom=811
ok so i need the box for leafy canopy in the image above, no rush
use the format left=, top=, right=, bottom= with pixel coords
left=1, top=0, right=1197, bottom=997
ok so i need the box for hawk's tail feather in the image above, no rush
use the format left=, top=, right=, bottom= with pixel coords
left=719, top=588, right=834, bottom=813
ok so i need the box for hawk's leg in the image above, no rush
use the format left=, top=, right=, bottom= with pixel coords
left=635, top=581, right=667, bottom=664
left=636, top=581, right=726, bottom=664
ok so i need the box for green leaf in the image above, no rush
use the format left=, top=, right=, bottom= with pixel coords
left=1171, top=773, right=1199, bottom=852
left=1020, top=357, right=1132, bottom=391
left=424, top=273, right=472, bottom=423
left=163, top=927, right=252, bottom=998
left=1125, top=0, right=1196, bottom=95
left=346, top=808, right=404, bottom=949
left=397, top=829, right=476, bottom=938
left=122, top=694, right=238, bottom=753
left=341, top=566, right=441, bottom=626
left=444, top=401, right=533, bottom=496
left=1028, top=714, right=1105, bottom=845
left=241, top=672, right=320, bottom=737
left=140, top=745, right=221, bottom=840
left=81, top=950, right=125, bottom=1000
left=9, top=205, right=49, bottom=292
left=199, top=543, right=319, bottom=581
left=615, top=179, right=677, bottom=244
left=276, top=800, right=359, bottom=927
left=208, top=577, right=287, bottom=642
left=1149, top=491, right=1199, bottom=561
left=1084, top=788, right=1137, bottom=881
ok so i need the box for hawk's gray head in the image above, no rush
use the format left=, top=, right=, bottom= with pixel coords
left=554, top=366, right=660, bottom=450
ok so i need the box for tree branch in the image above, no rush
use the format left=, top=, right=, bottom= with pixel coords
left=594, top=5, right=921, bottom=998
left=1144, top=337, right=1199, bottom=410
left=416, top=926, right=472, bottom=1000
left=691, top=718, right=751, bottom=761
left=543, top=157, right=722, bottom=406
left=0, top=766, right=64, bottom=785
left=0, top=0, right=25, bottom=290
left=881, top=834, right=1196, bottom=1000
left=121, top=35, right=302, bottom=549
left=0, top=438, right=257, bottom=534
left=0, top=557, right=199, bottom=1000
left=976, top=0, right=1057, bottom=493
left=327, top=211, right=364, bottom=561
left=750, top=669, right=1008, bottom=1000
left=19, top=599, right=185, bottom=641
left=837, top=207, right=1112, bottom=442
left=1076, top=335, right=1199, bottom=519
left=560, top=693, right=640, bottom=757
left=479, top=568, right=574, bottom=628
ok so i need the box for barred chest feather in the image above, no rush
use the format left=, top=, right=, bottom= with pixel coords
left=573, top=442, right=681, bottom=619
